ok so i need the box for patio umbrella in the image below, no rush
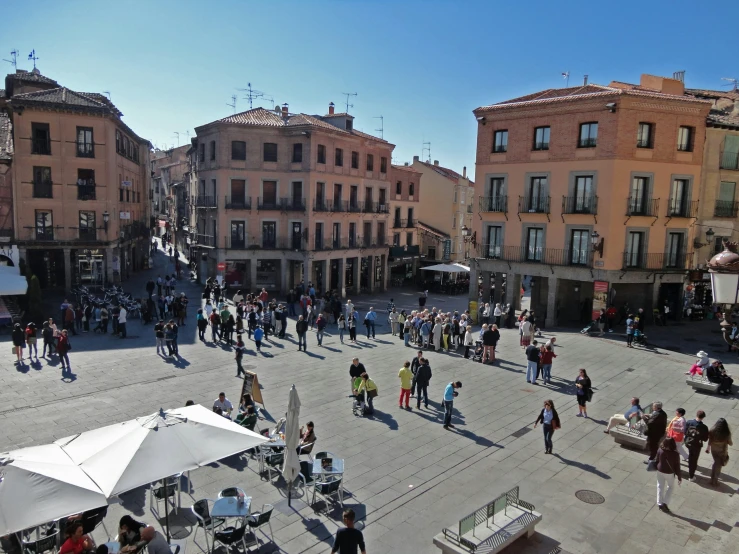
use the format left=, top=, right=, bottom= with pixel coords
left=0, top=444, right=109, bottom=536
left=420, top=263, right=470, bottom=273
left=281, top=385, right=301, bottom=507
left=56, top=405, right=267, bottom=539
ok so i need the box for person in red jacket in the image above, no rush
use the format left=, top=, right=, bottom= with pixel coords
left=57, top=329, right=72, bottom=374
left=540, top=344, right=557, bottom=384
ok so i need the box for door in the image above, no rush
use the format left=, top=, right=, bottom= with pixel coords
left=630, top=177, right=647, bottom=214
left=262, top=222, right=276, bottom=248
left=263, top=181, right=277, bottom=208
left=626, top=231, right=644, bottom=267
left=291, top=181, right=302, bottom=208
left=670, top=179, right=687, bottom=216
left=231, top=221, right=245, bottom=248
left=378, top=188, right=387, bottom=211
left=666, top=232, right=684, bottom=268
left=364, top=187, right=373, bottom=211
left=489, top=178, right=504, bottom=211
left=526, top=228, right=544, bottom=261
left=333, top=184, right=342, bottom=210
left=36, top=210, right=53, bottom=240
left=349, top=223, right=357, bottom=247
left=231, top=179, right=246, bottom=206
left=349, top=186, right=358, bottom=209
left=363, top=222, right=372, bottom=246
left=292, top=222, right=302, bottom=250
left=528, top=177, right=546, bottom=211
left=574, top=176, right=593, bottom=213
left=315, top=223, right=323, bottom=249
left=332, top=222, right=341, bottom=249
left=718, top=181, right=736, bottom=216
left=570, top=230, right=589, bottom=265
left=486, top=226, right=502, bottom=258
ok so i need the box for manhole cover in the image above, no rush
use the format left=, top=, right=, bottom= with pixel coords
left=575, top=490, right=605, bottom=504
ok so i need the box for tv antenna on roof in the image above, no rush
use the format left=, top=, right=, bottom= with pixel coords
left=227, top=94, right=237, bottom=113
left=28, top=49, right=39, bottom=69
left=422, top=141, right=431, bottom=163
left=237, top=83, right=270, bottom=109
left=374, top=116, right=384, bottom=139
left=342, top=92, right=357, bottom=113
left=561, top=71, right=570, bottom=88
left=102, top=91, right=111, bottom=101
left=173, top=132, right=181, bottom=146
left=3, top=50, right=18, bottom=70
left=721, top=77, right=738, bottom=91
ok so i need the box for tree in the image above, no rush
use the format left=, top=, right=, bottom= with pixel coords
left=27, top=274, right=43, bottom=325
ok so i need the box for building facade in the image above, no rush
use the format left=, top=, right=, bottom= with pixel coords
left=411, top=157, right=474, bottom=263
left=470, top=74, right=711, bottom=326
left=0, top=111, right=13, bottom=258
left=151, top=144, right=189, bottom=252
left=0, top=69, right=151, bottom=288
left=388, top=164, right=422, bottom=284
left=188, top=103, right=392, bottom=295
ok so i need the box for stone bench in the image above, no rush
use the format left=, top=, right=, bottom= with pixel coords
left=610, top=426, right=647, bottom=450
left=686, top=376, right=720, bottom=393
left=433, top=487, right=542, bottom=554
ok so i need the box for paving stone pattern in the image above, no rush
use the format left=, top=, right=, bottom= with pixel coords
left=0, top=247, right=737, bottom=554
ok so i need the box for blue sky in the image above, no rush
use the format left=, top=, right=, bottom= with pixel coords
left=2, top=0, right=732, bottom=174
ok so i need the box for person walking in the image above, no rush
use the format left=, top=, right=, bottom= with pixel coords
left=403, top=316, right=412, bottom=346
left=525, top=340, right=540, bottom=384
left=57, top=329, right=72, bottom=374
left=364, top=307, right=377, bottom=339
left=575, top=368, right=592, bottom=417
left=196, top=309, right=208, bottom=341
left=316, top=313, right=326, bottom=346
left=209, top=309, right=221, bottom=342
left=295, top=315, right=308, bottom=352
left=12, top=323, right=25, bottom=365
left=253, top=325, right=264, bottom=352
left=540, top=344, right=556, bottom=384
left=163, top=321, right=176, bottom=357
left=655, top=437, right=682, bottom=513
left=41, top=321, right=55, bottom=358
left=415, top=357, right=432, bottom=409
left=356, top=373, right=378, bottom=415
left=494, top=303, right=503, bottom=327
left=534, top=399, right=561, bottom=454
left=118, top=306, right=127, bottom=338
left=234, top=338, right=246, bottom=377
left=389, top=308, right=399, bottom=336
left=666, top=408, right=689, bottom=462
left=645, top=402, right=668, bottom=464
left=597, top=308, right=607, bottom=337
left=337, top=314, right=346, bottom=344
left=442, top=381, right=462, bottom=430
left=348, top=310, right=357, bottom=343
left=520, top=317, right=532, bottom=348
left=154, top=320, right=166, bottom=356
left=398, top=310, right=406, bottom=340
left=625, top=313, right=635, bottom=347
left=398, top=361, right=413, bottom=410
left=684, top=410, right=709, bottom=481
left=705, top=418, right=733, bottom=486
left=331, top=508, right=366, bottom=554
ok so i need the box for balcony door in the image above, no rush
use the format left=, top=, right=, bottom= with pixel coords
left=630, top=177, right=648, bottom=214
left=79, top=211, right=96, bottom=240
left=349, top=222, right=357, bottom=247
left=349, top=185, right=358, bottom=210
left=332, top=222, right=341, bottom=249
left=528, top=177, right=546, bottom=211
left=231, top=221, right=246, bottom=249
left=526, top=228, right=544, bottom=261
left=262, top=221, right=276, bottom=248
left=718, top=181, right=736, bottom=216
left=669, top=179, right=687, bottom=216
left=35, top=210, right=53, bottom=240
left=363, top=222, right=372, bottom=246
left=291, top=181, right=302, bottom=208
left=263, top=181, right=277, bottom=207
left=316, top=182, right=325, bottom=210
left=489, top=177, right=504, bottom=211
left=486, top=226, right=502, bottom=258
left=574, top=176, right=593, bottom=213
left=231, top=179, right=246, bottom=206
left=333, top=184, right=342, bottom=210
left=626, top=231, right=644, bottom=267
left=291, top=222, right=302, bottom=250
left=570, top=229, right=589, bottom=265
left=666, top=232, right=684, bottom=268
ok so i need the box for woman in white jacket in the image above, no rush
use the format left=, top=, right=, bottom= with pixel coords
left=463, top=325, right=475, bottom=358
left=493, top=303, right=503, bottom=327
left=432, top=317, right=443, bottom=351
left=520, top=317, right=533, bottom=348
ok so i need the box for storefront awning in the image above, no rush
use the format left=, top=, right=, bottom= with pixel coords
left=0, top=266, right=27, bottom=295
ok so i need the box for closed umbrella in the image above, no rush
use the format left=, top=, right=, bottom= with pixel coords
left=56, top=404, right=267, bottom=540
left=281, top=385, right=301, bottom=507
left=0, top=444, right=109, bottom=536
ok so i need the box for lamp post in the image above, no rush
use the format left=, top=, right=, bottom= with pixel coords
left=590, top=231, right=604, bottom=258
left=102, top=211, right=110, bottom=233
left=461, top=225, right=477, bottom=260
left=707, top=240, right=739, bottom=345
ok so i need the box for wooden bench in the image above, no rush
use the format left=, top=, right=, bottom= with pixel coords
left=433, top=487, right=542, bottom=554
left=686, top=376, right=720, bottom=393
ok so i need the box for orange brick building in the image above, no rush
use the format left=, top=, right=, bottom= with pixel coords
left=471, top=74, right=711, bottom=326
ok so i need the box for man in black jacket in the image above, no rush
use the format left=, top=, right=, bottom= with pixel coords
left=295, top=315, right=308, bottom=352
left=645, top=401, right=668, bottom=462
left=410, top=350, right=423, bottom=396
left=685, top=410, right=710, bottom=481
left=349, top=357, right=366, bottom=395
left=415, top=358, right=432, bottom=409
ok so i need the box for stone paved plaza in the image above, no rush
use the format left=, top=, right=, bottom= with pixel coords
left=1, top=249, right=738, bottom=554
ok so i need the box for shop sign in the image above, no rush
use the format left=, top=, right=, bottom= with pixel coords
left=120, top=211, right=131, bottom=220
left=443, top=239, right=451, bottom=261
left=592, top=281, right=609, bottom=321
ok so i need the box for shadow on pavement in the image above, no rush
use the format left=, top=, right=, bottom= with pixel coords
left=552, top=453, right=611, bottom=479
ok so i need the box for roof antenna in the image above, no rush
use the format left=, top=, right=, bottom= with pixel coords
left=173, top=132, right=181, bottom=146
left=102, top=91, right=111, bottom=101
left=342, top=92, right=357, bottom=113
left=374, top=115, right=384, bottom=139
left=227, top=94, right=237, bottom=113
left=3, top=50, right=18, bottom=70
left=28, top=49, right=39, bottom=70
left=561, top=71, right=570, bottom=88
left=422, top=141, right=431, bottom=163
left=237, top=82, right=269, bottom=109
left=721, top=77, right=738, bottom=92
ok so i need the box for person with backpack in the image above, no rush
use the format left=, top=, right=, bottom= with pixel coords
left=684, top=410, right=710, bottom=481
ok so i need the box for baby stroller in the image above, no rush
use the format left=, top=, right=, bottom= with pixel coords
left=580, top=321, right=598, bottom=335
left=471, top=341, right=484, bottom=363
left=633, top=329, right=648, bottom=346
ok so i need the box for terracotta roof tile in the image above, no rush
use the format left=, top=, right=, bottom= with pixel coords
left=418, top=220, right=450, bottom=239
left=417, top=161, right=472, bottom=185
left=391, top=164, right=419, bottom=173
left=10, top=87, right=114, bottom=112
left=0, top=112, right=13, bottom=161
left=10, top=70, right=59, bottom=86
left=686, top=87, right=739, bottom=101
left=707, top=111, right=739, bottom=128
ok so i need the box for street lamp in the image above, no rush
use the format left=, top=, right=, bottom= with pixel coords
left=590, top=231, right=604, bottom=258
left=693, top=227, right=715, bottom=250
left=461, top=225, right=477, bottom=261
left=102, top=211, right=110, bottom=233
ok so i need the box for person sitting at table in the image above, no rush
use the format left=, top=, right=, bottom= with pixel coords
left=239, top=393, right=255, bottom=414
left=213, top=392, right=233, bottom=418
left=120, top=527, right=169, bottom=554
left=59, top=522, right=95, bottom=554
left=236, top=405, right=259, bottom=431
left=118, top=516, right=146, bottom=547
left=298, top=421, right=316, bottom=454
left=355, top=373, right=378, bottom=415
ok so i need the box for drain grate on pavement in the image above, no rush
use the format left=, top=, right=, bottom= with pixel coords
left=575, top=490, right=605, bottom=504
left=510, top=427, right=531, bottom=438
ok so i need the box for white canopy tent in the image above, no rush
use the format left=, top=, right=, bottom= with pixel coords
left=420, top=263, right=470, bottom=273
left=0, top=266, right=27, bottom=296
left=0, top=444, right=109, bottom=536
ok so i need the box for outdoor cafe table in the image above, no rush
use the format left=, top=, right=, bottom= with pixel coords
left=312, top=458, right=344, bottom=476
left=209, top=496, right=252, bottom=549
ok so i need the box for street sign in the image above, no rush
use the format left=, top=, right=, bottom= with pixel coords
left=217, top=262, right=226, bottom=271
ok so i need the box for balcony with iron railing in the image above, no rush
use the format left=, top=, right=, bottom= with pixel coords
left=467, top=204, right=473, bottom=214
left=77, top=182, right=96, bottom=201
left=331, top=200, right=347, bottom=213
left=193, top=196, right=217, bottom=208
left=625, top=197, right=659, bottom=217
left=479, top=195, right=508, bottom=213
left=719, top=150, right=739, bottom=171
left=393, top=218, right=407, bottom=229
left=406, top=218, right=418, bottom=228
left=22, top=226, right=59, bottom=241
left=225, top=196, right=252, bottom=210
left=347, top=201, right=363, bottom=213
left=562, top=196, right=598, bottom=215
left=283, top=197, right=306, bottom=211
left=518, top=195, right=550, bottom=214
left=0, top=229, right=13, bottom=240
left=621, top=251, right=691, bottom=271
left=475, top=244, right=592, bottom=267
left=714, top=200, right=739, bottom=218
left=190, top=232, right=216, bottom=247
left=76, top=142, right=95, bottom=158
left=665, top=200, right=698, bottom=218
left=225, top=235, right=249, bottom=249
left=32, top=180, right=53, bottom=199
left=31, top=138, right=51, bottom=155
left=348, top=235, right=358, bottom=248
left=71, top=227, right=101, bottom=242
left=314, top=198, right=330, bottom=212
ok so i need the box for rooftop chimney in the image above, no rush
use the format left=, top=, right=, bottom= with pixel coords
left=463, top=166, right=467, bottom=178
left=413, top=155, right=419, bottom=162
left=433, top=160, right=439, bottom=166
left=404, top=162, right=409, bottom=166
left=583, top=75, right=588, bottom=86
left=328, top=102, right=335, bottom=115
left=281, top=103, right=289, bottom=117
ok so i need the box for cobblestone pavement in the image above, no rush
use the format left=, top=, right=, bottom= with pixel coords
left=0, top=246, right=737, bottom=554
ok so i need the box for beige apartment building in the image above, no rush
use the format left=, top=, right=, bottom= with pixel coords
left=470, top=74, right=711, bottom=326
left=189, top=103, right=393, bottom=295
left=0, top=68, right=151, bottom=288
left=0, top=112, right=12, bottom=257
left=388, top=163, right=422, bottom=284
left=411, top=157, right=474, bottom=263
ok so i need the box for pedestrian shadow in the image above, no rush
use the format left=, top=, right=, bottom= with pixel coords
left=15, top=362, right=29, bottom=374
left=543, top=380, right=575, bottom=394
left=169, top=357, right=190, bottom=368
left=367, top=411, right=398, bottom=430
left=452, top=426, right=502, bottom=448
left=322, top=345, right=342, bottom=353
left=61, top=370, right=77, bottom=382
left=30, top=359, right=43, bottom=371
left=695, top=465, right=738, bottom=484
left=118, top=486, right=147, bottom=516
left=304, top=351, right=326, bottom=360
left=374, top=339, right=393, bottom=345
left=260, top=351, right=274, bottom=358
left=669, top=513, right=712, bottom=532
left=354, top=341, right=377, bottom=348
left=552, top=453, right=611, bottom=479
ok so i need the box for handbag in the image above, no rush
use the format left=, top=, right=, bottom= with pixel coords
left=585, top=389, right=594, bottom=402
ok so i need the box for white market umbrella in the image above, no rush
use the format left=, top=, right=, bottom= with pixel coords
left=55, top=404, right=268, bottom=496
left=421, top=263, right=469, bottom=273
left=0, top=444, right=109, bottom=536
left=281, top=385, right=301, bottom=507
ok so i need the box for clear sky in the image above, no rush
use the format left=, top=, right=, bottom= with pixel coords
left=2, top=0, right=732, bottom=174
